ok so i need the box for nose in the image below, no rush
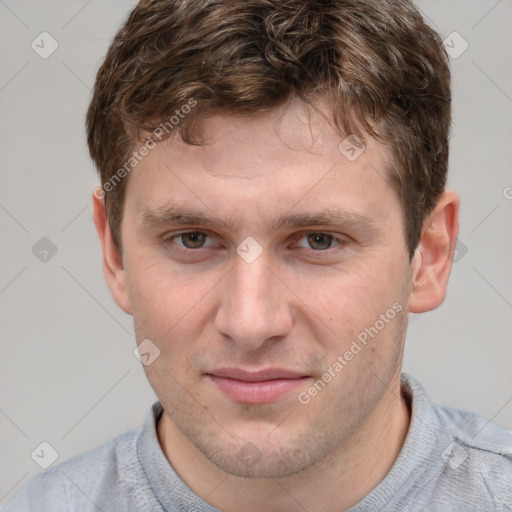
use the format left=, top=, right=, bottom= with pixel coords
left=214, top=254, right=293, bottom=351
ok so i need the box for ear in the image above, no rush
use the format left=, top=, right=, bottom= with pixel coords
left=408, top=190, right=460, bottom=313
left=92, top=190, right=133, bottom=315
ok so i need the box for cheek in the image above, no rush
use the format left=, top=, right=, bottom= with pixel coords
left=304, top=262, right=392, bottom=319
left=127, top=261, right=219, bottom=391
left=305, top=258, right=407, bottom=358
left=125, top=258, right=216, bottom=342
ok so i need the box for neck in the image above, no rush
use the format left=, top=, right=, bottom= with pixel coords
left=157, top=372, right=410, bottom=512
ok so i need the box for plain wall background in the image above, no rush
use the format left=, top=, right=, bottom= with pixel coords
left=1, top=0, right=511, bottom=505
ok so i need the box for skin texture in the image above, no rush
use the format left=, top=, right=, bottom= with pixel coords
left=93, top=98, right=459, bottom=512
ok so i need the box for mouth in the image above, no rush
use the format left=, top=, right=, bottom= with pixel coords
left=205, top=368, right=311, bottom=404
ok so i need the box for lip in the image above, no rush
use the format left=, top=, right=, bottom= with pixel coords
left=206, top=368, right=310, bottom=404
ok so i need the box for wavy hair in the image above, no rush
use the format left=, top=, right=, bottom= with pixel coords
left=86, top=0, right=451, bottom=259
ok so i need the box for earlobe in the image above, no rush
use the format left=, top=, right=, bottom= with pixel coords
left=92, top=192, right=133, bottom=315
left=408, top=190, right=460, bottom=314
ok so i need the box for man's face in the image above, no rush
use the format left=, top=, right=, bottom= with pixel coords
left=120, top=99, right=413, bottom=478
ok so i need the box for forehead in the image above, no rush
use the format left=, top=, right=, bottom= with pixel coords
left=125, top=99, right=399, bottom=232
left=170, top=99, right=389, bottom=175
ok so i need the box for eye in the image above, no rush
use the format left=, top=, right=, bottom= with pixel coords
left=295, top=232, right=342, bottom=251
left=166, top=231, right=216, bottom=249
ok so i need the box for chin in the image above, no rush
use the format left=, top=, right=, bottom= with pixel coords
left=194, top=430, right=334, bottom=479
left=208, top=449, right=312, bottom=479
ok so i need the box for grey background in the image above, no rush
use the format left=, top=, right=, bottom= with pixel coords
left=1, top=0, right=511, bottom=505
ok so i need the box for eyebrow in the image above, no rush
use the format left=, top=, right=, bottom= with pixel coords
left=139, top=204, right=380, bottom=234
left=140, top=205, right=232, bottom=230
left=272, top=210, right=379, bottom=233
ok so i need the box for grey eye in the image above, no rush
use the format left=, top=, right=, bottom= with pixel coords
left=306, top=233, right=334, bottom=250
left=177, top=232, right=208, bottom=248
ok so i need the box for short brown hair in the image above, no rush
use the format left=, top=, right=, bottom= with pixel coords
left=86, top=0, right=451, bottom=260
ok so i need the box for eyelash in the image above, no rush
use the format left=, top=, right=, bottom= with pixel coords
left=162, top=230, right=347, bottom=254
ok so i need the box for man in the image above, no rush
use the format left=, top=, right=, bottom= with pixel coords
left=6, top=0, right=511, bottom=510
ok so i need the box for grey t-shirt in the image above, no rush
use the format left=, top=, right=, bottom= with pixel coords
left=4, top=374, right=512, bottom=511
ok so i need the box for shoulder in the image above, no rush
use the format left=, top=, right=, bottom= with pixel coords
left=435, top=403, right=512, bottom=459
left=394, top=374, right=512, bottom=510
left=3, top=428, right=145, bottom=512
left=431, top=404, right=512, bottom=508
left=403, top=373, right=512, bottom=461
